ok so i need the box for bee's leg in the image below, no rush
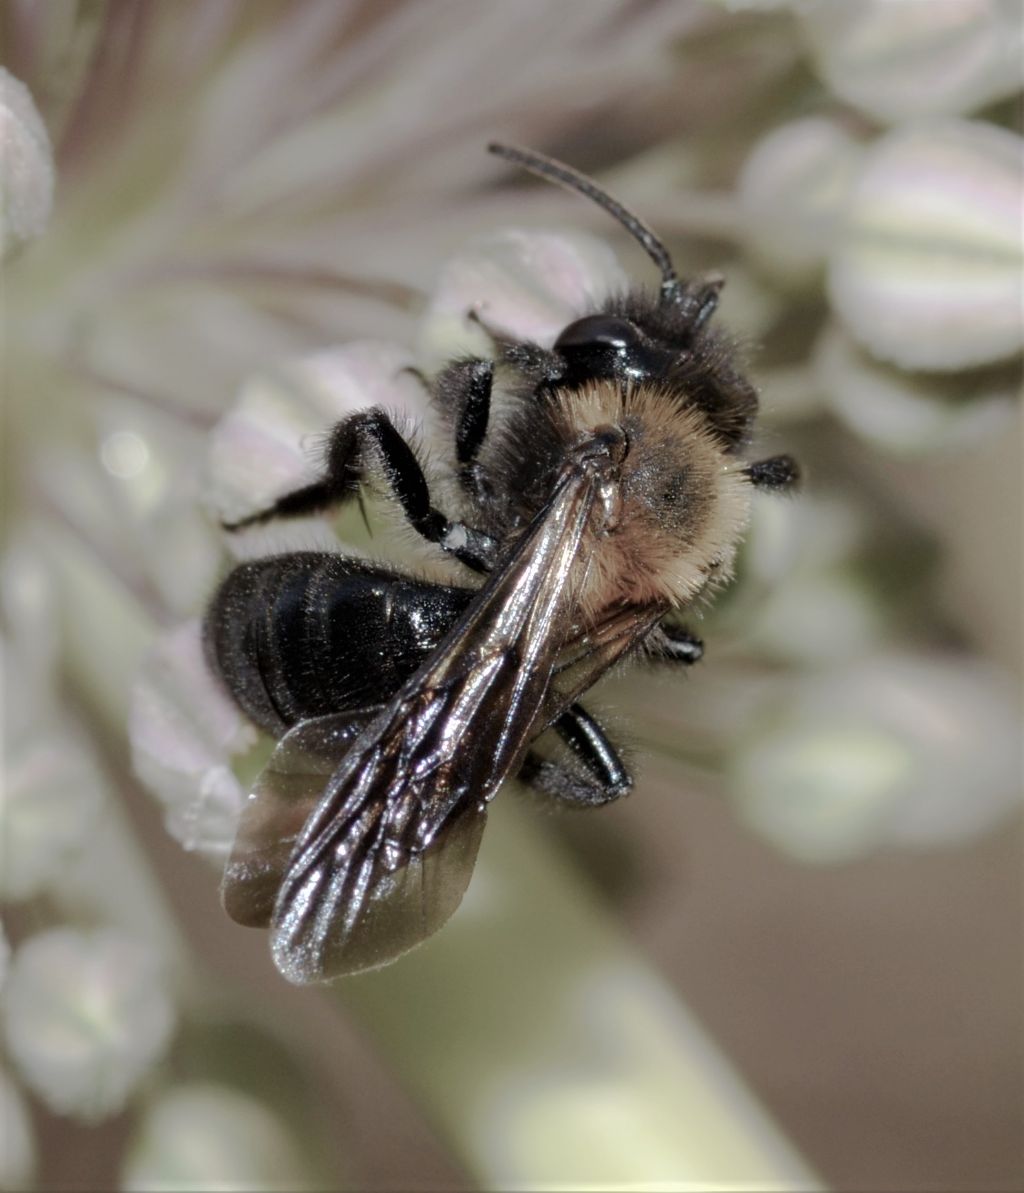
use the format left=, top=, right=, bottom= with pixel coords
left=744, top=454, right=800, bottom=491
left=518, top=703, right=632, bottom=807
left=434, top=358, right=495, bottom=501
left=222, top=408, right=499, bottom=572
left=501, top=340, right=564, bottom=384
left=644, top=622, right=704, bottom=666
left=465, top=310, right=564, bottom=387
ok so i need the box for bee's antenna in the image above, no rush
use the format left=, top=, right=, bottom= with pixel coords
left=488, top=142, right=683, bottom=307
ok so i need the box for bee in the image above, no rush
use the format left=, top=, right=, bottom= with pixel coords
left=203, top=143, right=799, bottom=983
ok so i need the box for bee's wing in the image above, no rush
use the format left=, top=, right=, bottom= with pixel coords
left=266, top=463, right=603, bottom=983
left=221, top=709, right=377, bottom=929
left=545, top=602, right=668, bottom=719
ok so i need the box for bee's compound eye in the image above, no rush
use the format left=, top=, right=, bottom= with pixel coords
left=554, top=315, right=641, bottom=352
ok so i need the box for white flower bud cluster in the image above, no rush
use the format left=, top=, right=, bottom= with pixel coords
left=731, top=1, right=1022, bottom=453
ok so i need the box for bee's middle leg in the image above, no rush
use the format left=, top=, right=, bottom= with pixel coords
left=519, top=702, right=632, bottom=808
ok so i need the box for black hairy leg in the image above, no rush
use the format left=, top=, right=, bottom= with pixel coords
left=433, top=358, right=495, bottom=500
left=518, top=702, right=632, bottom=808
left=644, top=622, right=704, bottom=665
left=745, top=453, right=800, bottom=491
left=222, top=408, right=500, bottom=572
left=501, top=340, right=564, bottom=386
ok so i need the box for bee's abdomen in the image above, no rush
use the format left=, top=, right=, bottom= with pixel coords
left=203, top=553, right=472, bottom=736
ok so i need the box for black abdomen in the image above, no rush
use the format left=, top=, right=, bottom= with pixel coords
left=203, top=553, right=472, bottom=736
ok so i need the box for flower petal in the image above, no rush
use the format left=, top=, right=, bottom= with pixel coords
left=728, top=653, right=1022, bottom=862
left=418, top=229, right=628, bottom=371
left=130, top=619, right=253, bottom=860
left=738, top=117, right=864, bottom=288
left=1, top=715, right=106, bottom=902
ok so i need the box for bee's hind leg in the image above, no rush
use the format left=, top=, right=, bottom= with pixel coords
left=518, top=703, right=632, bottom=808
left=222, top=408, right=499, bottom=573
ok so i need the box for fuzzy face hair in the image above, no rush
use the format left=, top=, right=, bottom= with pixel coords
left=536, top=380, right=751, bottom=619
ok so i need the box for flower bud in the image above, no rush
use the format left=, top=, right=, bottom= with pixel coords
left=828, top=120, right=1024, bottom=370
left=207, top=343, right=427, bottom=532
left=1, top=711, right=106, bottom=901
left=798, top=0, right=1024, bottom=122
left=130, top=620, right=253, bottom=860
left=738, top=117, right=863, bottom=288
left=123, top=1082, right=317, bottom=1190
left=728, top=653, right=1021, bottom=862
left=815, top=323, right=1017, bottom=454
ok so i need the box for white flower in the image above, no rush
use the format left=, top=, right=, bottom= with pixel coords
left=207, top=342, right=426, bottom=534
left=419, top=228, right=628, bottom=368
left=3, top=928, right=176, bottom=1122
left=0, top=705, right=106, bottom=901
left=7, top=4, right=1022, bottom=1183
left=828, top=119, right=1024, bottom=372
left=130, top=620, right=254, bottom=861
left=815, top=323, right=1017, bottom=455
left=737, top=117, right=864, bottom=289
left=797, top=0, right=1024, bottom=123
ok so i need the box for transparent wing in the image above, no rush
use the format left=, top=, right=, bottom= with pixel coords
left=221, top=710, right=376, bottom=929
left=268, top=462, right=605, bottom=983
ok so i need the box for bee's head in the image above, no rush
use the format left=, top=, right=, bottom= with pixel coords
left=553, top=314, right=672, bottom=388
left=489, top=144, right=756, bottom=445
left=551, top=276, right=722, bottom=386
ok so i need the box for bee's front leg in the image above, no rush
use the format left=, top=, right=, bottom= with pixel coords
left=433, top=358, right=495, bottom=503
left=222, top=408, right=499, bottom=573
